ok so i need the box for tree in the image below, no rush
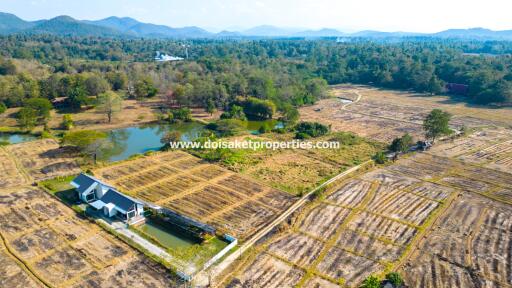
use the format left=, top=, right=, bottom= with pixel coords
left=134, top=77, right=158, bottom=99
left=206, top=99, right=216, bottom=116
left=97, top=91, right=122, bottom=123
left=220, top=105, right=247, bottom=121
left=427, top=75, right=443, bottom=95
left=389, top=133, right=414, bottom=154
left=106, top=72, right=128, bottom=91
left=24, top=98, right=52, bottom=124
left=62, top=130, right=108, bottom=162
left=423, top=109, right=452, bottom=143
left=295, top=122, right=330, bottom=138
left=239, top=97, right=276, bottom=120
left=16, top=107, right=37, bottom=129
left=385, top=272, right=404, bottom=287
left=281, top=105, right=300, bottom=126
left=206, top=119, right=246, bottom=137
left=0, top=60, right=17, bottom=75
left=172, top=107, right=192, bottom=121
left=85, top=75, right=109, bottom=96
left=62, top=114, right=74, bottom=130
left=373, top=151, right=388, bottom=164
left=0, top=102, right=6, bottom=114
left=360, top=275, right=381, bottom=288
left=62, top=130, right=108, bottom=151
left=160, top=131, right=182, bottom=150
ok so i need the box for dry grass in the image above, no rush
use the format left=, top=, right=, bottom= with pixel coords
left=93, top=150, right=296, bottom=240
left=0, top=186, right=177, bottom=288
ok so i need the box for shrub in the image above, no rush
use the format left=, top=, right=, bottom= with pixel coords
left=361, top=275, right=381, bottom=288
left=206, top=119, right=246, bottom=137
left=373, top=151, right=387, bottom=164
left=385, top=272, right=404, bottom=287
left=294, top=121, right=329, bottom=138
left=0, top=102, right=6, bottom=114
left=62, top=114, right=74, bottom=130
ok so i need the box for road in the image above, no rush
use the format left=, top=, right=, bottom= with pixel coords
left=195, top=160, right=372, bottom=287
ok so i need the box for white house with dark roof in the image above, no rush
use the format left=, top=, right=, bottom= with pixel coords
left=71, top=173, right=144, bottom=223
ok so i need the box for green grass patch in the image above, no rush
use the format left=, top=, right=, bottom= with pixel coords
left=39, top=175, right=80, bottom=207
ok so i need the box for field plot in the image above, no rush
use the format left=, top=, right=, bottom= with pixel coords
left=94, top=151, right=295, bottom=240
left=300, top=100, right=423, bottom=142
left=316, top=247, right=384, bottom=286
left=0, top=147, right=26, bottom=188
left=226, top=253, right=304, bottom=288
left=5, top=139, right=80, bottom=181
left=300, top=85, right=512, bottom=143
left=400, top=193, right=512, bottom=287
left=298, top=203, right=351, bottom=239
left=458, top=140, right=512, bottom=165
left=226, top=156, right=455, bottom=287
left=267, top=232, right=325, bottom=266
left=0, top=245, right=43, bottom=288
left=0, top=186, right=177, bottom=288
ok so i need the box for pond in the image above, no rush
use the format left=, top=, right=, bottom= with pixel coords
left=0, top=133, right=37, bottom=144
left=138, top=220, right=199, bottom=249
left=98, top=119, right=283, bottom=162
left=246, top=119, right=284, bottom=135
left=98, top=122, right=204, bottom=162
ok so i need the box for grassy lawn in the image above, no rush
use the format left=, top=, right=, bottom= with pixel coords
left=130, top=221, right=229, bottom=269
left=190, top=132, right=384, bottom=195
left=39, top=175, right=80, bottom=206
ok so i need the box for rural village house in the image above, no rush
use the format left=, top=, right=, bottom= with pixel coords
left=71, top=173, right=145, bottom=223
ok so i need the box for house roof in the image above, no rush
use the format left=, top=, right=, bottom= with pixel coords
left=71, top=173, right=113, bottom=194
left=101, top=189, right=141, bottom=213
left=89, top=200, right=106, bottom=210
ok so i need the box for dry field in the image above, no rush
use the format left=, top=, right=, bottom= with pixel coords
left=215, top=133, right=383, bottom=195
left=396, top=129, right=512, bottom=287
left=300, top=85, right=512, bottom=142
left=93, top=150, right=296, bottom=240
left=400, top=193, right=512, bottom=287
left=225, top=152, right=462, bottom=287
left=0, top=147, right=28, bottom=188
left=0, top=186, right=178, bottom=288
left=4, top=139, right=81, bottom=181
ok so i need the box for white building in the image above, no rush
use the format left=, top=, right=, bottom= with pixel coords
left=154, top=51, right=184, bottom=62
left=71, top=173, right=144, bottom=223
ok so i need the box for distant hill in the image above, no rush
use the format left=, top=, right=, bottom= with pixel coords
left=89, top=16, right=211, bottom=38
left=27, top=16, right=124, bottom=37
left=0, top=12, right=511, bottom=40
left=434, top=28, right=512, bottom=40
left=242, top=25, right=305, bottom=37
left=292, top=28, right=345, bottom=37
left=0, top=12, right=35, bottom=34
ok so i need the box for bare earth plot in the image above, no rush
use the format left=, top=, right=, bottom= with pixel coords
left=93, top=151, right=297, bottom=240
left=300, top=85, right=512, bottom=142
left=0, top=147, right=27, bottom=188
left=5, top=139, right=81, bottom=181
left=0, top=186, right=178, bottom=288
left=397, top=129, right=512, bottom=287
left=225, top=152, right=460, bottom=287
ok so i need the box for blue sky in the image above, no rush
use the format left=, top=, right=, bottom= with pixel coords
left=1, top=0, right=511, bottom=32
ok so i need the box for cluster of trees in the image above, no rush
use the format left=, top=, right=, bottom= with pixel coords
left=1, top=35, right=511, bottom=106
left=374, top=109, right=453, bottom=164
left=294, top=121, right=330, bottom=139
left=361, top=272, right=404, bottom=288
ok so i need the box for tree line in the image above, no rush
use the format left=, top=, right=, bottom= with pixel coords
left=0, top=35, right=511, bottom=119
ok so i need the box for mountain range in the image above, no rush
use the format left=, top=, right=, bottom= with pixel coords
left=1, top=12, right=512, bottom=40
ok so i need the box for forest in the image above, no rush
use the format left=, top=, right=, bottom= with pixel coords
left=0, top=35, right=511, bottom=118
